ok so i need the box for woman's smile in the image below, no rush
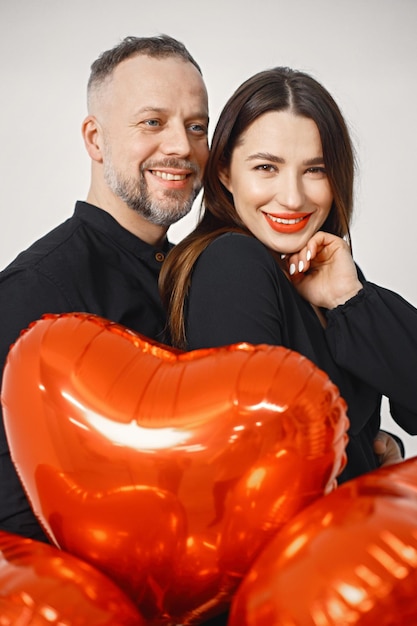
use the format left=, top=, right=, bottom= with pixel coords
left=264, top=211, right=312, bottom=233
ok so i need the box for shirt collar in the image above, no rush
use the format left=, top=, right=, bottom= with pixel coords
left=74, top=201, right=173, bottom=262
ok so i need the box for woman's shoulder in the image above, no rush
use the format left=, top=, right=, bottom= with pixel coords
left=203, top=231, right=274, bottom=261
left=194, top=232, right=283, bottom=285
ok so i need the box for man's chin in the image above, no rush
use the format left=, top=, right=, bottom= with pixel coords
left=136, top=206, right=194, bottom=227
left=152, top=210, right=193, bottom=228
left=148, top=200, right=196, bottom=225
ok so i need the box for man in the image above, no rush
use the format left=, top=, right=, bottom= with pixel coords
left=0, top=34, right=209, bottom=542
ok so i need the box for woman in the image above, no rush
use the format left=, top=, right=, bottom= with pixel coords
left=159, top=66, right=416, bottom=482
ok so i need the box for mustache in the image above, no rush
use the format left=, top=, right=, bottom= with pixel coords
left=141, top=158, right=200, bottom=175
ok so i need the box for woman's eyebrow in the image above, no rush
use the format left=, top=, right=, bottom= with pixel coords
left=303, top=156, right=325, bottom=166
left=245, top=153, right=325, bottom=165
left=246, top=152, right=284, bottom=163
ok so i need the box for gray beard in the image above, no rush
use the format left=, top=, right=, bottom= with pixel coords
left=104, top=160, right=201, bottom=227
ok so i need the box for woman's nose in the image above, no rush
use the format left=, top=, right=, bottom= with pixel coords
left=276, top=173, right=304, bottom=210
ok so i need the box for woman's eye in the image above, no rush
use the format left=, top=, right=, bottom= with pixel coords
left=306, top=166, right=327, bottom=176
left=255, top=164, right=276, bottom=172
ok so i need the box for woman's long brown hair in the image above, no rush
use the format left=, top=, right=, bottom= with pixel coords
left=159, top=66, right=355, bottom=349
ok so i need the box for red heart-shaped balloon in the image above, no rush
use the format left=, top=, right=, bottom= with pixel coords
left=229, top=456, right=417, bottom=626
left=0, top=530, right=144, bottom=624
left=2, top=312, right=349, bottom=624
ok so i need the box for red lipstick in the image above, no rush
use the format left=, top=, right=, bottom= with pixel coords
left=264, top=212, right=311, bottom=234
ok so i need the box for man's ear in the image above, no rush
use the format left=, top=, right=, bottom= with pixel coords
left=219, top=167, right=232, bottom=193
left=81, top=115, right=103, bottom=162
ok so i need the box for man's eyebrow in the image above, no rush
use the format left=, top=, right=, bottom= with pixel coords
left=134, top=106, right=167, bottom=115
left=133, top=106, right=209, bottom=120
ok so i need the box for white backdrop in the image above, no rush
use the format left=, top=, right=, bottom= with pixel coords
left=1, top=0, right=416, bottom=455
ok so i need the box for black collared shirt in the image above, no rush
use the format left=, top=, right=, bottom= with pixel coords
left=0, top=201, right=171, bottom=541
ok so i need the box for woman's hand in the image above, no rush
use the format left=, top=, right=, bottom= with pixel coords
left=285, top=231, right=363, bottom=309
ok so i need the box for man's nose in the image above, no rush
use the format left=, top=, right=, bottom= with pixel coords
left=160, top=124, right=192, bottom=157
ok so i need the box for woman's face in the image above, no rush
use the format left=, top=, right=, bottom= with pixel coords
left=220, top=110, right=333, bottom=254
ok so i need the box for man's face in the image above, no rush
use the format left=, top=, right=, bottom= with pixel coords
left=96, top=55, right=209, bottom=226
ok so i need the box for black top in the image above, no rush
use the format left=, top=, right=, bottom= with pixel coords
left=185, top=232, right=417, bottom=482
left=0, top=201, right=171, bottom=541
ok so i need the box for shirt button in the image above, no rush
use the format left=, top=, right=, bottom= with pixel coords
left=155, top=252, right=165, bottom=262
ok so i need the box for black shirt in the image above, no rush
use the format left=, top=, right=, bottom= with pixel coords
left=185, top=232, right=417, bottom=482
left=0, top=201, right=171, bottom=540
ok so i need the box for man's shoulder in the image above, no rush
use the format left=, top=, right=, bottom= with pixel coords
left=1, top=214, right=83, bottom=275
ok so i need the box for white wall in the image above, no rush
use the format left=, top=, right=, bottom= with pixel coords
left=1, top=0, right=416, bottom=455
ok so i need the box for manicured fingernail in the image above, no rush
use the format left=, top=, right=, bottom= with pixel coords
left=306, top=249, right=311, bottom=261
left=289, top=263, right=296, bottom=275
left=280, top=253, right=286, bottom=259
left=298, top=261, right=304, bottom=272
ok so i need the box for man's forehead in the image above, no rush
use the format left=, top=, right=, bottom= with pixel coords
left=113, top=55, right=208, bottom=108
left=89, top=53, right=208, bottom=117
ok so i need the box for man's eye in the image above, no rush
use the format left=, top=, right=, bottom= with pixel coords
left=188, top=123, right=208, bottom=135
left=144, top=119, right=160, bottom=127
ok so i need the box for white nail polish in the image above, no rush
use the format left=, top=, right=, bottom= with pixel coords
left=306, top=249, right=311, bottom=261
left=280, top=253, right=286, bottom=259
left=299, top=261, right=304, bottom=272
left=289, top=263, right=296, bottom=275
